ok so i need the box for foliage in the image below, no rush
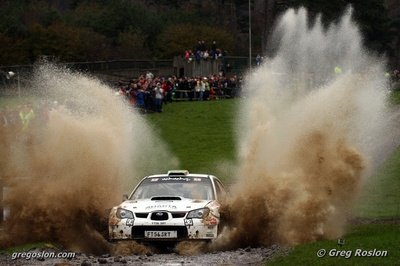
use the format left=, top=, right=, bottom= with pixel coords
left=26, top=23, right=111, bottom=62
left=115, top=30, right=148, bottom=59
left=350, top=0, right=393, bottom=54
left=0, top=0, right=398, bottom=65
left=288, top=0, right=393, bottom=55
left=0, top=34, right=29, bottom=65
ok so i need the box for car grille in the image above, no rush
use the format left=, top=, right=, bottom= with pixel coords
left=151, top=212, right=168, bottom=220
left=171, top=212, right=187, bottom=218
left=135, top=212, right=149, bottom=218
left=132, top=226, right=188, bottom=239
left=136, top=212, right=186, bottom=220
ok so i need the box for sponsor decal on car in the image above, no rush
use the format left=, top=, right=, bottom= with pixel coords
left=145, top=205, right=177, bottom=210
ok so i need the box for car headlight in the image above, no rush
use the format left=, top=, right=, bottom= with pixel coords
left=116, top=208, right=134, bottom=219
left=186, top=207, right=210, bottom=219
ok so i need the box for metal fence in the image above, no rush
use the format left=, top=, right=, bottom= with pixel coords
left=0, top=56, right=250, bottom=77
left=0, top=57, right=251, bottom=96
left=65, top=59, right=174, bottom=72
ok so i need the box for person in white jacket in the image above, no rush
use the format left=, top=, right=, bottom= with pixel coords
left=154, top=83, right=164, bottom=112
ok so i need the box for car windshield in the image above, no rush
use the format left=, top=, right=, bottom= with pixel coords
left=130, top=176, right=214, bottom=200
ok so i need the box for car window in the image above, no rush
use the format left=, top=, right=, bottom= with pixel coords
left=214, top=179, right=226, bottom=200
left=131, top=176, right=214, bottom=200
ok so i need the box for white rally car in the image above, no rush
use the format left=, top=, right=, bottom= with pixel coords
left=108, top=170, right=226, bottom=241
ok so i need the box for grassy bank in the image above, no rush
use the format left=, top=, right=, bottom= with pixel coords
left=356, top=148, right=400, bottom=218
left=268, top=224, right=399, bottom=266
left=145, top=99, right=238, bottom=182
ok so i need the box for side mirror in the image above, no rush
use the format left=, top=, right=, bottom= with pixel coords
left=122, top=194, right=128, bottom=201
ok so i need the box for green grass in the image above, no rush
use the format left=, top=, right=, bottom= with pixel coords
left=390, top=87, right=400, bottom=104
left=268, top=224, right=400, bottom=266
left=145, top=99, right=238, bottom=182
left=356, top=148, right=400, bottom=218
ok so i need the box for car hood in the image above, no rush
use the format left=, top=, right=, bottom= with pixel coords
left=117, top=197, right=212, bottom=213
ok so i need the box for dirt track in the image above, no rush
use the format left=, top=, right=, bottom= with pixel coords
left=0, top=245, right=288, bottom=266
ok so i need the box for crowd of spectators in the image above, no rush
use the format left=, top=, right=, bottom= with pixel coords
left=115, top=72, right=241, bottom=113
left=184, top=40, right=227, bottom=63
left=0, top=73, right=241, bottom=135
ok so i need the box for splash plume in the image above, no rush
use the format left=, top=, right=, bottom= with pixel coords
left=0, top=63, right=177, bottom=254
left=214, top=7, right=397, bottom=249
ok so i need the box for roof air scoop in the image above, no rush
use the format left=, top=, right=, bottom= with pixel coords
left=167, top=170, right=189, bottom=176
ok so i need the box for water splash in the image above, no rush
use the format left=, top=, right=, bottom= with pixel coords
left=0, top=63, right=178, bottom=254
left=214, top=7, right=397, bottom=249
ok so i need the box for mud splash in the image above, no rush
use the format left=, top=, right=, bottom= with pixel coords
left=0, top=63, right=177, bottom=254
left=112, top=241, right=155, bottom=256
left=213, top=7, right=397, bottom=250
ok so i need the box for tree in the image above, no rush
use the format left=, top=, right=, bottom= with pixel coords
left=27, top=23, right=111, bottom=62
left=114, top=30, right=149, bottom=59
left=0, top=34, right=29, bottom=65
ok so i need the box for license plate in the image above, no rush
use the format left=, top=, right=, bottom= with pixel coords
left=145, top=231, right=177, bottom=238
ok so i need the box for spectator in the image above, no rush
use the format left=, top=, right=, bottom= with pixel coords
left=163, top=78, right=173, bottom=104
left=195, top=40, right=202, bottom=53
left=211, top=41, right=217, bottom=53
left=19, top=104, right=35, bottom=132
left=195, top=50, right=202, bottom=63
left=203, top=50, right=210, bottom=60
left=185, top=50, right=193, bottom=63
left=135, top=85, right=145, bottom=111
left=154, top=82, right=164, bottom=112
left=199, top=77, right=207, bottom=100
left=256, top=54, right=263, bottom=66
left=146, top=71, right=154, bottom=80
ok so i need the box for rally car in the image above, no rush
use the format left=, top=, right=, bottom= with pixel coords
left=108, top=170, right=226, bottom=241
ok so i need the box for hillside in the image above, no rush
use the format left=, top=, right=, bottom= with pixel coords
left=0, top=0, right=398, bottom=67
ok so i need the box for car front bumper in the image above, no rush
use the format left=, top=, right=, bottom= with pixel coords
left=108, top=216, right=218, bottom=241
